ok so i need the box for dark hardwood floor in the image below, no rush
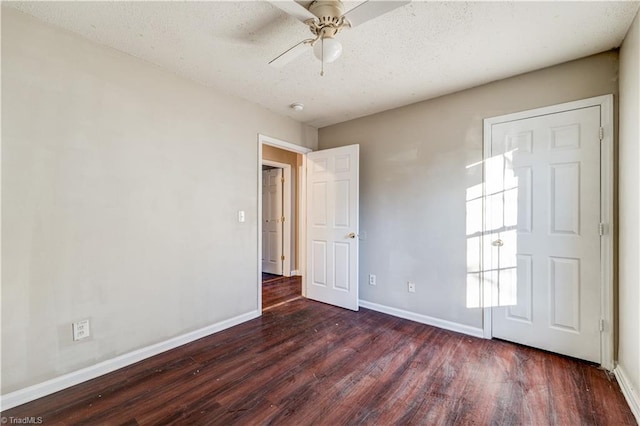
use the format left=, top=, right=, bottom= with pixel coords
left=262, top=275, right=301, bottom=310
left=261, top=272, right=282, bottom=283
left=2, top=298, right=635, bottom=425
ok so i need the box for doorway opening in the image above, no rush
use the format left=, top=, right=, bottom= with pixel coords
left=259, top=135, right=311, bottom=312
left=258, top=135, right=360, bottom=313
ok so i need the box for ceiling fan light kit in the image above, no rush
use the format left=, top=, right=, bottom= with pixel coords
left=269, top=0, right=411, bottom=75
left=313, top=37, right=342, bottom=63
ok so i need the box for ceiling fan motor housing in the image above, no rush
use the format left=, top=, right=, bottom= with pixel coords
left=308, top=0, right=346, bottom=38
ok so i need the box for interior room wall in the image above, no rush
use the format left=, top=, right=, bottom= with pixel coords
left=1, top=8, right=317, bottom=394
left=262, top=145, right=302, bottom=271
left=618, top=8, right=640, bottom=418
left=318, top=52, right=618, bottom=331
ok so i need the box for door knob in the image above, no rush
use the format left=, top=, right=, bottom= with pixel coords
left=347, top=232, right=357, bottom=239
left=492, top=239, right=504, bottom=247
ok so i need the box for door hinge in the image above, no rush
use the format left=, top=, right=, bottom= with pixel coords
left=599, top=127, right=604, bottom=141
left=281, top=176, right=285, bottom=183
left=281, top=216, right=285, bottom=223
left=600, top=319, right=605, bottom=332
left=281, top=255, right=285, bottom=261
left=599, top=223, right=607, bottom=236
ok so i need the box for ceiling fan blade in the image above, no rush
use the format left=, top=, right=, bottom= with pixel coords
left=344, top=0, right=411, bottom=27
left=268, top=0, right=316, bottom=23
left=269, top=39, right=312, bottom=67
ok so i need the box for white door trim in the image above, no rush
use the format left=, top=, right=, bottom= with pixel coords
left=262, top=160, right=292, bottom=277
left=260, top=134, right=313, bottom=154
left=481, top=94, right=614, bottom=370
left=257, top=134, right=312, bottom=310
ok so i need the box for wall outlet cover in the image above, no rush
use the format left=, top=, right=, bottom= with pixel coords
left=73, top=319, right=90, bottom=341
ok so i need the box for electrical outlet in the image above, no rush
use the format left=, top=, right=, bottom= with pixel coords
left=408, top=281, right=416, bottom=293
left=72, top=319, right=90, bottom=341
left=369, top=274, right=376, bottom=286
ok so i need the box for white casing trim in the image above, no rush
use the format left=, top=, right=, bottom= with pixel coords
left=259, top=134, right=312, bottom=154
left=614, top=365, right=640, bottom=423
left=0, top=310, right=260, bottom=411
left=359, top=300, right=484, bottom=338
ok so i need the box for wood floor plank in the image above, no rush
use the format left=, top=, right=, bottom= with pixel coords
left=262, top=276, right=301, bottom=310
left=2, top=298, right=636, bottom=425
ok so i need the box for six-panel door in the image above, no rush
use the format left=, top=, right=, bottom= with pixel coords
left=488, top=106, right=601, bottom=363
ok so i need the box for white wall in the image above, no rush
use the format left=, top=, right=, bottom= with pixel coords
left=618, top=8, right=640, bottom=418
left=319, top=52, right=618, bottom=331
left=1, top=8, right=316, bottom=395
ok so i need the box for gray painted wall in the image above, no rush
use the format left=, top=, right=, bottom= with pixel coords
left=1, top=8, right=316, bottom=393
left=319, top=52, right=618, bottom=330
left=619, top=9, right=640, bottom=412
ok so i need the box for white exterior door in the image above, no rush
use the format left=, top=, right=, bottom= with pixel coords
left=262, top=168, right=283, bottom=275
left=306, top=145, right=359, bottom=311
left=487, top=106, right=602, bottom=363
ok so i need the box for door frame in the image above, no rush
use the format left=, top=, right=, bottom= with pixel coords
left=257, top=134, right=312, bottom=310
left=481, top=94, right=614, bottom=370
left=262, top=161, right=292, bottom=277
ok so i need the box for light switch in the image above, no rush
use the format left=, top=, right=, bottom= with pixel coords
left=238, top=210, right=245, bottom=223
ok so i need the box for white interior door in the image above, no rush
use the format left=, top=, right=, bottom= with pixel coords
left=262, top=168, right=283, bottom=275
left=487, top=106, right=602, bottom=363
left=306, top=144, right=359, bottom=311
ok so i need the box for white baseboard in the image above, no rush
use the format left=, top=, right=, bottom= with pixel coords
left=0, top=310, right=260, bottom=411
left=290, top=270, right=299, bottom=276
left=358, top=300, right=484, bottom=339
left=614, top=365, right=640, bottom=423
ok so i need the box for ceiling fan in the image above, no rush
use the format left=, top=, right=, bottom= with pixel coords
left=268, top=0, right=410, bottom=75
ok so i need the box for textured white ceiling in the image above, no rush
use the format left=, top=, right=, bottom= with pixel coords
left=6, top=1, right=640, bottom=128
